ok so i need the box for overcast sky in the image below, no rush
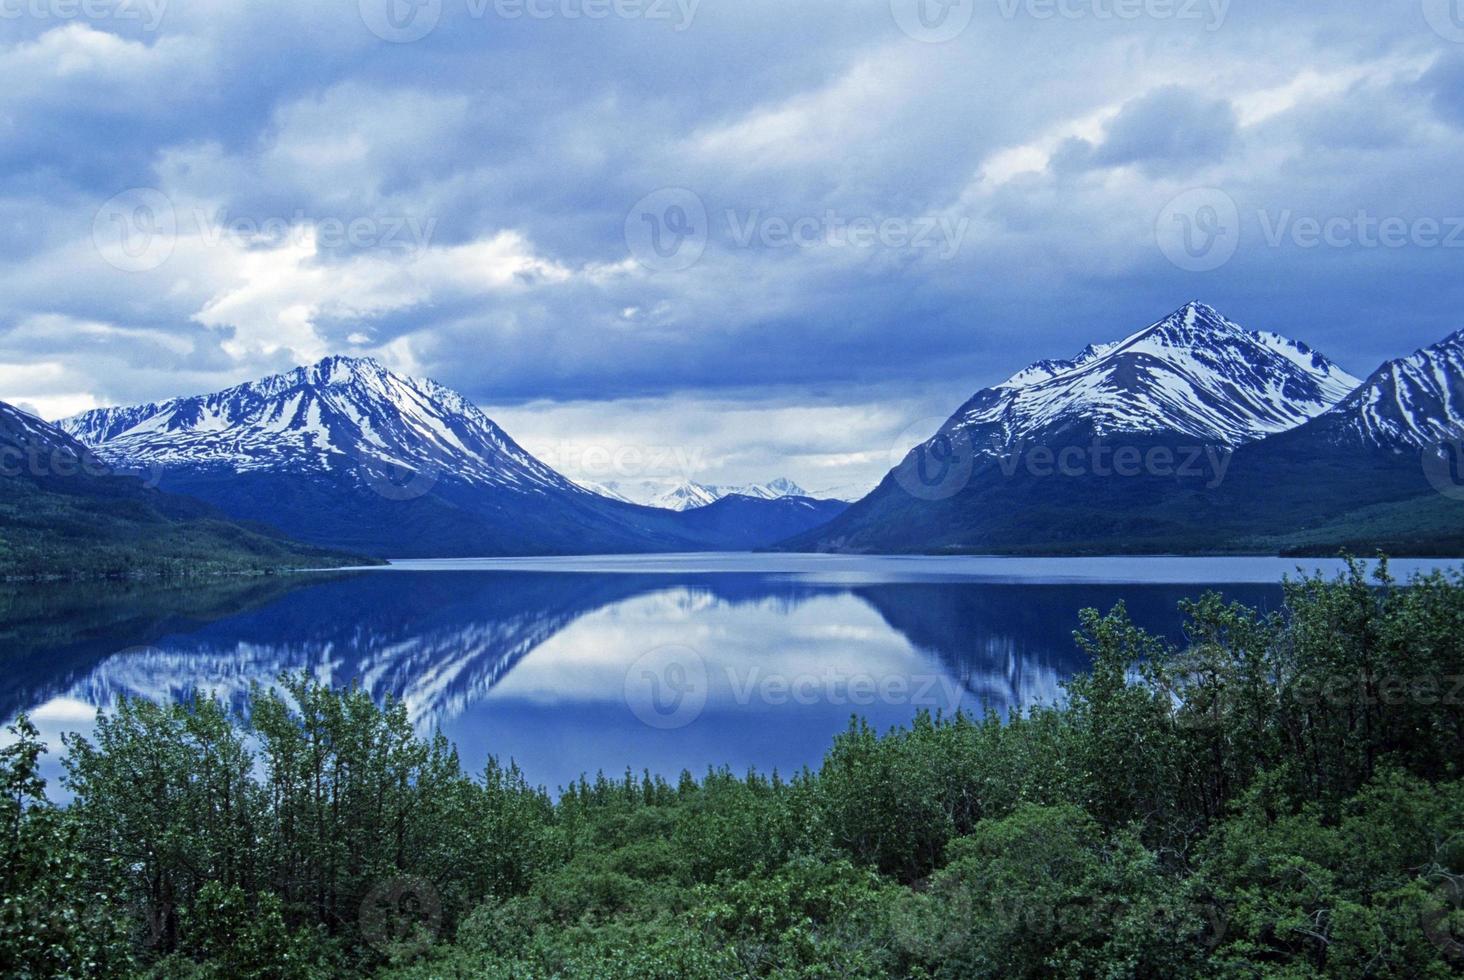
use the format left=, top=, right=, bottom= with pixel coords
left=3, top=0, right=1464, bottom=492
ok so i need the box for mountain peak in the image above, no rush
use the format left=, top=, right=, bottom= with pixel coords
left=1139, top=301, right=1240, bottom=344
left=951, top=302, right=1361, bottom=447
left=309, top=353, right=387, bottom=375
left=60, top=357, right=573, bottom=496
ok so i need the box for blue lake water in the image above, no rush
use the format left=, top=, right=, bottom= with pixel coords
left=4, top=555, right=1458, bottom=794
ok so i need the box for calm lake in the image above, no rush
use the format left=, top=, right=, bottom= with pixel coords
left=5, top=554, right=1459, bottom=794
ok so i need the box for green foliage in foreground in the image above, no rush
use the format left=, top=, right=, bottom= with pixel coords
left=3, top=561, right=1462, bottom=978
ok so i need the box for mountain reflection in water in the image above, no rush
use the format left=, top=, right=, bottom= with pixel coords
left=3, top=570, right=1283, bottom=792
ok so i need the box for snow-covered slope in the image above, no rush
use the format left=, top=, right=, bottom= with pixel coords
left=945, top=301, right=1360, bottom=450
left=62, top=356, right=586, bottom=498
left=1318, top=330, right=1464, bottom=450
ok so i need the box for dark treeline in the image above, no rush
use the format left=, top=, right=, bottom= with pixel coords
left=4, top=560, right=1462, bottom=978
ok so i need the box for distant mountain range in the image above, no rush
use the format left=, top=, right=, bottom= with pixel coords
left=576, top=476, right=840, bottom=510
left=60, top=358, right=843, bottom=557
left=789, top=302, right=1464, bottom=556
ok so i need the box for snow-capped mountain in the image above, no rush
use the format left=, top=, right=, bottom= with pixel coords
left=575, top=476, right=815, bottom=511
left=62, top=355, right=583, bottom=498
left=941, top=301, right=1360, bottom=451
left=60, top=358, right=845, bottom=556
left=1312, top=330, right=1464, bottom=451
left=785, top=301, right=1377, bottom=555
left=60, top=357, right=721, bottom=557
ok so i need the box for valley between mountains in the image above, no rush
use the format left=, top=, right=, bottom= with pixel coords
left=7, top=300, right=1464, bottom=576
